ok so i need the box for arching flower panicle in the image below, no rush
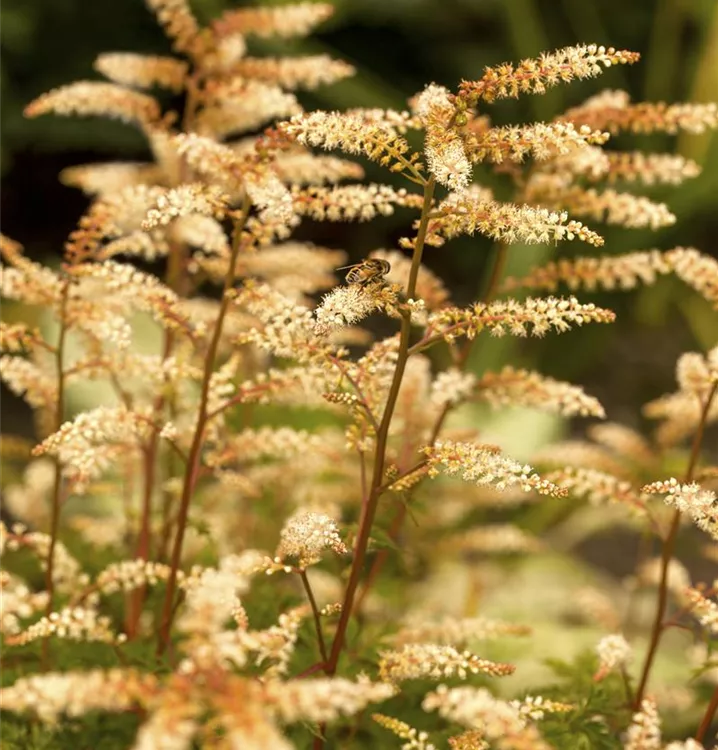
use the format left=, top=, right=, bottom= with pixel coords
left=458, top=45, right=640, bottom=105
left=424, top=440, right=567, bottom=497
left=379, top=644, right=515, bottom=683
left=642, top=478, right=717, bottom=540
left=213, top=2, right=334, bottom=40
left=94, top=53, right=188, bottom=92
left=25, top=82, right=162, bottom=128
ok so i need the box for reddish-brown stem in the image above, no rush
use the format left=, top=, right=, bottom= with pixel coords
left=354, top=500, right=407, bottom=615
left=633, top=381, right=718, bottom=709
left=358, top=448, right=368, bottom=505
left=124, top=445, right=158, bottom=638
left=126, top=331, right=175, bottom=638
left=300, top=570, right=328, bottom=664
left=157, top=472, right=177, bottom=563
left=295, top=662, right=326, bottom=679
left=352, top=242, right=508, bottom=617
left=325, top=310, right=413, bottom=676
left=41, top=278, right=70, bottom=669
left=156, top=201, right=251, bottom=656
left=323, top=178, right=436, bottom=682
left=696, top=684, right=718, bottom=743
left=313, top=724, right=327, bottom=750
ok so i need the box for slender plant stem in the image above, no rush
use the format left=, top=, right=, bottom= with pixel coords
left=323, top=177, right=436, bottom=680
left=41, top=277, right=70, bottom=669
left=353, top=500, right=407, bottom=615
left=313, top=725, right=327, bottom=750
left=633, top=381, right=718, bottom=709
left=353, top=241, right=509, bottom=616
left=300, top=570, right=328, bottom=664
left=126, top=330, right=175, bottom=638
left=124, top=444, right=158, bottom=638
left=157, top=200, right=251, bottom=656
left=359, top=448, right=368, bottom=505
left=696, top=684, right=718, bottom=743
left=295, top=662, right=327, bottom=679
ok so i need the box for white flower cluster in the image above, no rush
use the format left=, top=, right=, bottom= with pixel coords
left=237, top=606, right=307, bottom=677
left=475, top=366, right=605, bottom=418
left=7, top=606, right=123, bottom=647
left=642, top=478, right=718, bottom=540
left=245, top=168, right=296, bottom=226
left=427, top=296, right=615, bottom=343
left=3, top=458, right=55, bottom=528
left=234, top=281, right=323, bottom=362
left=95, top=559, right=179, bottom=595
left=412, top=83, right=453, bottom=123
left=225, top=426, right=326, bottom=461
left=392, top=615, right=531, bottom=647
left=509, top=695, right=574, bottom=721
left=683, top=586, right=718, bottom=634
left=94, top=52, right=188, bottom=93
left=373, top=713, right=437, bottom=750
left=676, top=348, right=718, bottom=396
left=430, top=368, right=477, bottom=407
left=0, top=668, right=153, bottom=724
left=623, top=698, right=661, bottom=750
left=426, top=138, right=471, bottom=192
left=0, top=572, right=49, bottom=635
left=0, top=356, right=57, bottom=409
left=2, top=523, right=85, bottom=592
left=423, top=685, right=546, bottom=746
left=143, top=183, right=229, bottom=228
left=196, top=79, right=300, bottom=139
left=378, top=644, right=515, bottom=683
left=179, top=563, right=251, bottom=637
left=276, top=510, right=348, bottom=567
left=25, top=82, right=162, bottom=127
left=314, top=284, right=382, bottom=337
left=34, top=406, right=150, bottom=493
left=544, top=467, right=642, bottom=509
left=293, top=184, right=414, bottom=222
left=594, top=633, right=632, bottom=680
left=664, top=740, right=705, bottom=750
left=266, top=675, right=396, bottom=723
left=425, top=440, right=567, bottom=497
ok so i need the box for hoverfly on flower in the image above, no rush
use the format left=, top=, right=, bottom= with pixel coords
left=337, top=258, right=391, bottom=287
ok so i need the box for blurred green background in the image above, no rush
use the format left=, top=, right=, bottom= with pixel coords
left=1, top=0, right=717, bottom=428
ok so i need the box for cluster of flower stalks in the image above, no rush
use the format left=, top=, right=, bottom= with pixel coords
left=2, top=2, right=718, bottom=749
